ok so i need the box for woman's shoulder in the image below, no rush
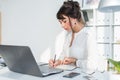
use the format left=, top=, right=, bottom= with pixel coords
left=76, top=27, right=88, bottom=35
left=83, top=27, right=96, bottom=35
left=79, top=27, right=96, bottom=41
left=59, top=30, right=67, bottom=36
left=55, top=30, right=67, bottom=40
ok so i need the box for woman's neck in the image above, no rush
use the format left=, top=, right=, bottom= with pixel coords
left=73, top=22, right=85, bottom=33
left=69, top=22, right=84, bottom=47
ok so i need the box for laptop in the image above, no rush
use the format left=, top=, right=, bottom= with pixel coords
left=0, top=45, right=63, bottom=77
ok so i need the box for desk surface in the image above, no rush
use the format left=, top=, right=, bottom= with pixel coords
left=0, top=67, right=120, bottom=80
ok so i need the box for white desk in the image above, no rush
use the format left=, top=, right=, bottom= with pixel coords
left=0, top=67, right=120, bottom=80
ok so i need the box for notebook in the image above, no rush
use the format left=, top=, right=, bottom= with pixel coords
left=56, top=65, right=76, bottom=71
left=0, top=45, right=63, bottom=77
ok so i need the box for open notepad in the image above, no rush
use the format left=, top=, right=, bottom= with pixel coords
left=38, top=62, right=76, bottom=71
left=56, top=65, right=77, bottom=71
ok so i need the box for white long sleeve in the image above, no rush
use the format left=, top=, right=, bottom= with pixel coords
left=54, top=27, right=105, bottom=70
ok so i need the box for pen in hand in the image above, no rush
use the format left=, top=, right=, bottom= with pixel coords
left=52, top=54, right=61, bottom=67
left=53, top=54, right=56, bottom=64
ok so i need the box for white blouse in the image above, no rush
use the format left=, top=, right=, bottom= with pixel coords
left=54, top=27, right=105, bottom=70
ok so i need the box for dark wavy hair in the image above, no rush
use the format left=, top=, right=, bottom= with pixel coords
left=57, top=0, right=81, bottom=22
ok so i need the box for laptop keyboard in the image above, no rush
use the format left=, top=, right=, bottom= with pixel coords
left=39, top=65, right=63, bottom=75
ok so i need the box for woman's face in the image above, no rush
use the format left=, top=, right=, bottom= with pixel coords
left=59, top=15, right=71, bottom=32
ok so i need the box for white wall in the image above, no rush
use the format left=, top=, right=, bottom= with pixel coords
left=0, top=0, right=83, bottom=62
left=1, top=0, right=65, bottom=61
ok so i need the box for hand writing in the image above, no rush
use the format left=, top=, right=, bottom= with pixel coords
left=49, top=59, right=61, bottom=67
left=62, top=57, right=77, bottom=65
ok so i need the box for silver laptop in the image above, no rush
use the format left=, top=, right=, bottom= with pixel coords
left=0, top=45, right=63, bottom=77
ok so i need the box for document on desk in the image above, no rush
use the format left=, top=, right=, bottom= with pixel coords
left=56, top=65, right=76, bottom=71
left=38, top=62, right=76, bottom=71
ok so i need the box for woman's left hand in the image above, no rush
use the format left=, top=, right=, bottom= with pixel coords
left=62, top=57, right=77, bottom=65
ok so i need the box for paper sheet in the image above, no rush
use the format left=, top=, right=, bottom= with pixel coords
left=56, top=65, right=76, bottom=71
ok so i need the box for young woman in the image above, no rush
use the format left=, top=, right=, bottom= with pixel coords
left=49, top=0, right=100, bottom=70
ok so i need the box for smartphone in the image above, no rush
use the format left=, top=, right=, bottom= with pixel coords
left=63, top=72, right=80, bottom=78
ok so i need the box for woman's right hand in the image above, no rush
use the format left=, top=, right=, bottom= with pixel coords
left=49, top=59, right=61, bottom=67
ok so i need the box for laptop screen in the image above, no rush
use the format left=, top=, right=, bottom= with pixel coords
left=0, top=45, right=43, bottom=77
left=0, top=45, right=63, bottom=77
